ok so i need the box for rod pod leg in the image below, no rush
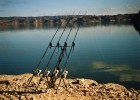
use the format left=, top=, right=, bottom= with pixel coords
left=55, top=78, right=62, bottom=94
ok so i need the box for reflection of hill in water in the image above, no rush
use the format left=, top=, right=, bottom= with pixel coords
left=0, top=22, right=133, bottom=31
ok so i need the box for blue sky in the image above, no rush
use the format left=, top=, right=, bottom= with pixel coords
left=0, top=0, right=140, bottom=17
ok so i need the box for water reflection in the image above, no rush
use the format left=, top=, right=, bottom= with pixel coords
left=0, top=22, right=133, bottom=31
left=91, top=61, right=140, bottom=82
left=92, top=61, right=130, bottom=72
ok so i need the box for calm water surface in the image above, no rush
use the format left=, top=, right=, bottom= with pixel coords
left=0, top=24, right=140, bottom=89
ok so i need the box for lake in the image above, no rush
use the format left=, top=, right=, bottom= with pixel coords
left=0, top=23, right=140, bottom=89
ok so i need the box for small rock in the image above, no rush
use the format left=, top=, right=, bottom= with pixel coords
left=89, top=92, right=94, bottom=96
left=46, top=89, right=51, bottom=94
left=90, top=80, right=98, bottom=86
left=13, top=78, right=18, bottom=81
left=130, top=88, right=135, bottom=92
left=58, top=87, right=63, bottom=92
left=84, top=84, right=89, bottom=90
left=77, top=79, right=85, bottom=85
left=120, top=92, right=125, bottom=98
left=132, top=94, right=137, bottom=99
left=20, top=96, right=26, bottom=100
left=69, top=88, right=73, bottom=92
left=138, top=94, right=140, bottom=99
left=109, top=94, right=116, bottom=98
left=63, top=98, right=68, bottom=100
left=40, top=89, right=46, bottom=93
left=126, top=91, right=132, bottom=97
left=83, top=92, right=89, bottom=96
left=133, top=90, right=139, bottom=94
left=81, top=89, right=89, bottom=92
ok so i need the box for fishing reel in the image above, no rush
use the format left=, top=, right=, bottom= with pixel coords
left=43, top=69, right=51, bottom=77
left=33, top=68, right=42, bottom=76
left=61, top=70, right=68, bottom=78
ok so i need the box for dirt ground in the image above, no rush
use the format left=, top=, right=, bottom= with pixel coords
left=0, top=74, right=140, bottom=100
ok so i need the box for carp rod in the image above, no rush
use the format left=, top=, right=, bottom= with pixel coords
left=25, top=16, right=68, bottom=87
left=41, top=11, right=76, bottom=73
left=35, top=22, right=62, bottom=70
left=31, top=11, right=75, bottom=73
left=35, top=18, right=71, bottom=89
left=62, top=11, right=87, bottom=72
left=47, top=11, right=83, bottom=88
left=51, top=10, right=82, bottom=73
left=55, top=12, right=87, bottom=92
left=53, top=20, right=80, bottom=77
left=55, top=24, right=80, bottom=92
left=25, top=22, right=62, bottom=87
left=35, top=11, right=82, bottom=89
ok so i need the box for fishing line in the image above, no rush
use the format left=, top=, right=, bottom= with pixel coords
left=26, top=21, right=63, bottom=87
left=51, top=11, right=82, bottom=73
left=62, top=11, right=87, bottom=71
left=35, top=17, right=72, bottom=89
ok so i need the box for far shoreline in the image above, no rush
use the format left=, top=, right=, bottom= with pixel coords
left=0, top=13, right=137, bottom=27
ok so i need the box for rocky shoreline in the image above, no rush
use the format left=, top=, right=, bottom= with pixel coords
left=0, top=74, right=140, bottom=100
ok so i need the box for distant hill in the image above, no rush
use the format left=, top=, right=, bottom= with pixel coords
left=0, top=13, right=138, bottom=27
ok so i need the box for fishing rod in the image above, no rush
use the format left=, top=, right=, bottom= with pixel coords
left=35, top=18, right=72, bottom=89
left=35, top=21, right=62, bottom=70
left=62, top=23, right=80, bottom=71
left=62, top=11, right=87, bottom=72
left=54, top=12, right=87, bottom=93
left=43, top=18, right=71, bottom=72
left=54, top=20, right=80, bottom=79
left=56, top=11, right=84, bottom=71
left=40, top=11, right=76, bottom=73
left=65, top=10, right=81, bottom=42
left=53, top=17, right=81, bottom=92
left=35, top=11, right=80, bottom=89
left=47, top=11, right=82, bottom=89
left=50, top=11, right=81, bottom=75
left=47, top=24, right=74, bottom=88
left=25, top=21, right=62, bottom=87
left=41, top=11, right=75, bottom=71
